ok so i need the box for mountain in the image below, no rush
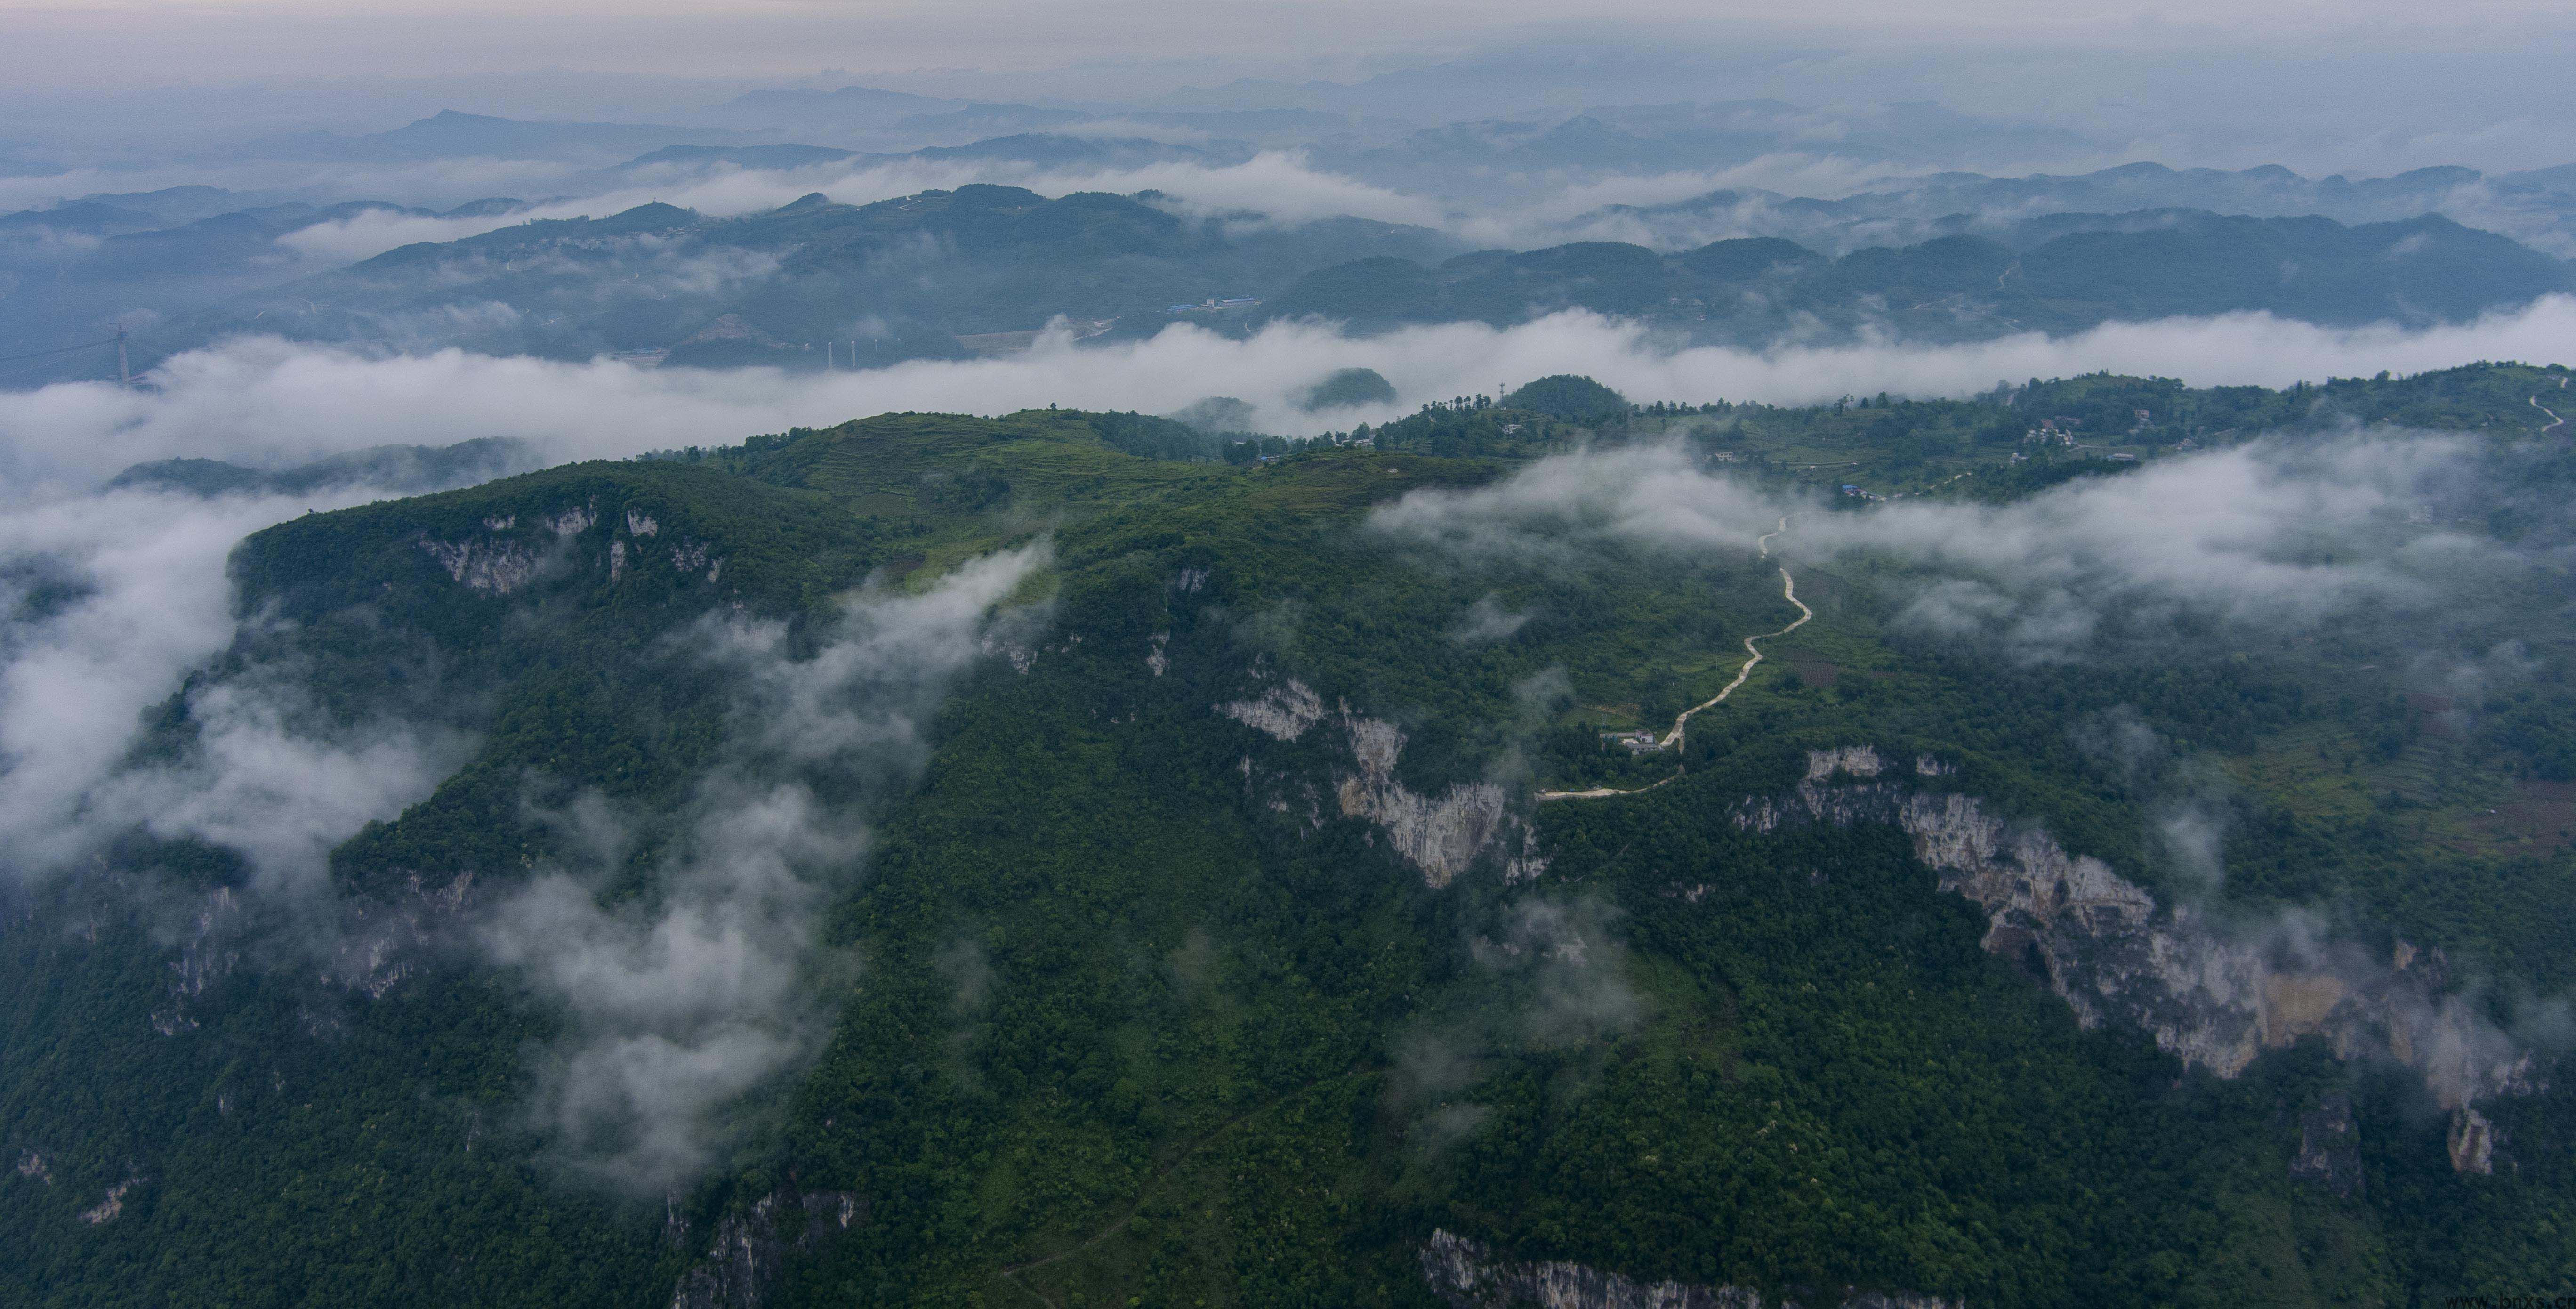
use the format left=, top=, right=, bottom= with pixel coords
left=104, top=437, right=539, bottom=497
left=62, top=185, right=270, bottom=225
left=694, top=84, right=969, bottom=133
left=8, top=365, right=2575, bottom=1304
left=620, top=144, right=858, bottom=172
left=1331, top=99, right=2097, bottom=191
left=1573, top=159, right=2576, bottom=259
left=255, top=110, right=750, bottom=163
left=136, top=184, right=1460, bottom=368
left=1266, top=212, right=2573, bottom=340
left=87, top=178, right=2571, bottom=380
left=0, top=201, right=162, bottom=236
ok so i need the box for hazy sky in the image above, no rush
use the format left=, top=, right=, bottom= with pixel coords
left=4, top=1, right=2573, bottom=173
left=9, top=0, right=2571, bottom=88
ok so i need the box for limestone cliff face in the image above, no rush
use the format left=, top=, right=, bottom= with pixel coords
left=2290, top=1091, right=2364, bottom=1197
left=1219, top=678, right=1325, bottom=742
left=2450, top=1106, right=2497, bottom=1175
left=1335, top=715, right=1526, bottom=889
left=1420, top=1229, right=1956, bottom=1309
left=149, top=887, right=242, bottom=1035
left=325, top=870, right=479, bottom=1000
left=414, top=496, right=721, bottom=598
left=141, top=869, right=482, bottom=1036
left=667, top=1186, right=866, bottom=1309
left=1219, top=679, right=1543, bottom=888
left=1738, top=746, right=2536, bottom=1168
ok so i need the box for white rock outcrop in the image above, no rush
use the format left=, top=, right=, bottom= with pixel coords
left=1219, top=679, right=1325, bottom=741
left=1217, top=681, right=1541, bottom=887
left=419, top=534, right=541, bottom=595
left=1421, top=1228, right=1957, bottom=1309
left=1336, top=716, right=1513, bottom=890
left=150, top=887, right=241, bottom=1036
left=1739, top=747, right=2536, bottom=1168
left=78, top=1177, right=138, bottom=1225
left=668, top=1185, right=866, bottom=1309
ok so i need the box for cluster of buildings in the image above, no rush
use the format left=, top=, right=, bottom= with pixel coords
left=2025, top=416, right=2082, bottom=445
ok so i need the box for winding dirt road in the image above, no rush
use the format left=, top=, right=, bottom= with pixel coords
left=1537, top=516, right=1812, bottom=802
left=2534, top=394, right=2565, bottom=435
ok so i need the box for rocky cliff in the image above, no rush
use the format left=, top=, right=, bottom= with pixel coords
left=1420, top=1229, right=1956, bottom=1309
left=667, top=1185, right=867, bottom=1309
left=1736, top=746, right=2536, bottom=1169
left=1220, top=679, right=1544, bottom=888
left=414, top=497, right=722, bottom=597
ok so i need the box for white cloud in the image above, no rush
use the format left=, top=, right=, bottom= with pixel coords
left=478, top=543, right=1048, bottom=1191
left=9, top=298, right=2576, bottom=496
left=1373, top=432, right=2521, bottom=661
left=0, top=485, right=467, bottom=889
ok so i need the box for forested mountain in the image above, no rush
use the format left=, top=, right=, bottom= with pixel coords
left=1269, top=211, right=2570, bottom=340
left=33, top=186, right=2571, bottom=383
left=1320, top=99, right=2099, bottom=192
left=0, top=192, right=517, bottom=381
left=126, top=185, right=1458, bottom=370
left=246, top=110, right=754, bottom=164
left=7, top=364, right=2575, bottom=1305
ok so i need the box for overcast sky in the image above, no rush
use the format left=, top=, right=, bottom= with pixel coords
left=4, top=2, right=2573, bottom=174
left=10, top=0, right=2572, bottom=87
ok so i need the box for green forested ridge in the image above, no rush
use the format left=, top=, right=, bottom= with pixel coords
left=1264, top=212, right=2571, bottom=342
left=71, top=183, right=2576, bottom=379
left=6, top=365, right=2576, bottom=1306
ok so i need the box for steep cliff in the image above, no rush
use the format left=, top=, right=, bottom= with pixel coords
left=1736, top=746, right=2536, bottom=1169
left=667, top=1186, right=867, bottom=1309
left=137, top=869, right=483, bottom=1037
left=414, top=497, right=723, bottom=597
left=1420, top=1229, right=1956, bottom=1309
left=1220, top=679, right=1544, bottom=888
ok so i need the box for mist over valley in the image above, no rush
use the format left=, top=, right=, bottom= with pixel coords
left=7, top=8, right=2576, bottom=1307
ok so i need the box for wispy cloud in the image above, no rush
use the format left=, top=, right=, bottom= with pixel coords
left=476, top=543, right=1049, bottom=1192
left=10, top=298, right=2576, bottom=494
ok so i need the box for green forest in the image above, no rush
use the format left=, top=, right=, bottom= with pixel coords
left=5, top=364, right=2575, bottom=1306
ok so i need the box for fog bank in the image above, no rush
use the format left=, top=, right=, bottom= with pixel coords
left=8, top=299, right=2576, bottom=495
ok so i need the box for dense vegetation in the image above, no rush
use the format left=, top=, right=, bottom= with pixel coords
left=6, top=365, right=2575, bottom=1305
left=45, top=181, right=2575, bottom=380
left=1266, top=212, right=2571, bottom=342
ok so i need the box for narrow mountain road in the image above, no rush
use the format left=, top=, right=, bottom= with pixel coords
left=2534, top=394, right=2565, bottom=434
left=1538, top=516, right=1812, bottom=802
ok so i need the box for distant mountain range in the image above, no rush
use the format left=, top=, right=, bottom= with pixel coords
left=245, top=109, right=752, bottom=164
left=131, top=185, right=1454, bottom=370
left=9, top=107, right=2576, bottom=381
left=1570, top=160, right=2576, bottom=258
left=1269, top=211, right=2569, bottom=342
left=91, top=191, right=2565, bottom=373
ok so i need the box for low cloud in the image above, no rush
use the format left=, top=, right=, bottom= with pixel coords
left=0, top=484, right=465, bottom=891
left=11, top=299, right=2576, bottom=496
left=275, top=208, right=532, bottom=265
left=0, top=406, right=1049, bottom=1193
left=1452, top=594, right=1533, bottom=643
left=476, top=543, right=1048, bottom=1192
left=254, top=150, right=1447, bottom=264
left=1376, top=431, right=2528, bottom=662
left=1477, top=897, right=1646, bottom=1047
